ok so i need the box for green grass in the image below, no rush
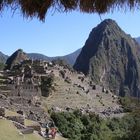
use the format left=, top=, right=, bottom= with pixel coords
left=0, top=119, right=44, bottom=140
left=5, top=109, right=19, bottom=117
left=25, top=119, right=39, bottom=126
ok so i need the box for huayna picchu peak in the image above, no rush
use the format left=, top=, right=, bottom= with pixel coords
left=74, top=19, right=140, bottom=97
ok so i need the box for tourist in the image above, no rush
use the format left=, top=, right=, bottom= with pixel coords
left=45, top=124, right=49, bottom=137
left=50, top=127, right=57, bottom=139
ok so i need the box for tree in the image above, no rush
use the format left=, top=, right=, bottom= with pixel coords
left=0, top=0, right=140, bottom=21
left=40, top=75, right=54, bottom=97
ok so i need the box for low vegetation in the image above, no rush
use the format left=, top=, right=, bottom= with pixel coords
left=0, top=62, right=5, bottom=70
left=0, top=119, right=44, bottom=140
left=40, top=75, right=54, bottom=97
left=51, top=97, right=140, bottom=140
left=119, top=96, right=140, bottom=112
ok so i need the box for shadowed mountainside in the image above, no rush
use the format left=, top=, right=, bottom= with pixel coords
left=5, top=49, right=29, bottom=70
left=74, top=19, right=140, bottom=97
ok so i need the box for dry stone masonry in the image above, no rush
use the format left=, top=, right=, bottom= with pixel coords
left=0, top=107, right=5, bottom=117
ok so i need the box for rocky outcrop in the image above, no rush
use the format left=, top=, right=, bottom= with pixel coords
left=5, top=49, right=29, bottom=70
left=74, top=19, right=140, bottom=97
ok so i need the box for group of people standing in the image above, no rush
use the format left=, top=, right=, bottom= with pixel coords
left=45, top=123, right=57, bottom=139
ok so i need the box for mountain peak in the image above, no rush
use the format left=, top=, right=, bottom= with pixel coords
left=74, top=19, right=140, bottom=97
left=5, top=49, right=29, bottom=70
left=16, top=49, right=23, bottom=52
left=89, top=19, right=123, bottom=40
left=100, top=19, right=117, bottom=25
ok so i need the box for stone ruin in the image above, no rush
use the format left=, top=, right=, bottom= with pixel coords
left=20, top=128, right=34, bottom=134
left=3, top=59, right=49, bottom=98
left=27, top=123, right=41, bottom=132
left=6, top=116, right=25, bottom=125
left=0, top=107, right=5, bottom=117
left=0, top=107, right=42, bottom=135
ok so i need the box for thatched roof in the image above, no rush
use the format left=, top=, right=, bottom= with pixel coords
left=0, top=0, right=140, bottom=21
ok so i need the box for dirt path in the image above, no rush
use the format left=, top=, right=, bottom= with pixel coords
left=54, top=133, right=67, bottom=140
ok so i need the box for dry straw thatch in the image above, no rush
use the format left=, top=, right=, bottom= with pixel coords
left=0, top=0, right=140, bottom=21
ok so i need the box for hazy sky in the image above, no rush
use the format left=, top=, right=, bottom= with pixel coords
left=0, top=9, right=140, bottom=56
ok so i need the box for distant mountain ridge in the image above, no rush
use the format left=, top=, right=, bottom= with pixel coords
left=1, top=35, right=140, bottom=67
left=27, top=53, right=51, bottom=61
left=28, top=48, right=81, bottom=66
left=74, top=19, right=140, bottom=97
left=1, top=36, right=140, bottom=66
left=135, top=37, right=140, bottom=44
left=0, top=48, right=81, bottom=67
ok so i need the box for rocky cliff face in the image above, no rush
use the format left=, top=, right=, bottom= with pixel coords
left=6, top=49, right=29, bottom=70
left=74, top=19, right=140, bottom=97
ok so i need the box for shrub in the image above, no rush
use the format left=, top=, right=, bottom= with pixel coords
left=40, top=75, right=54, bottom=97
left=51, top=97, right=140, bottom=140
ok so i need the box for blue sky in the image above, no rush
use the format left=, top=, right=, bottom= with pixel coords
left=0, top=9, right=140, bottom=56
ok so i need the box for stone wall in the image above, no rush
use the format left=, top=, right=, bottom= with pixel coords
left=6, top=116, right=24, bottom=125
left=7, top=84, right=41, bottom=97
left=13, top=121, right=26, bottom=129
left=20, top=128, right=34, bottom=134
left=27, top=124, right=41, bottom=132
left=19, top=84, right=41, bottom=97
